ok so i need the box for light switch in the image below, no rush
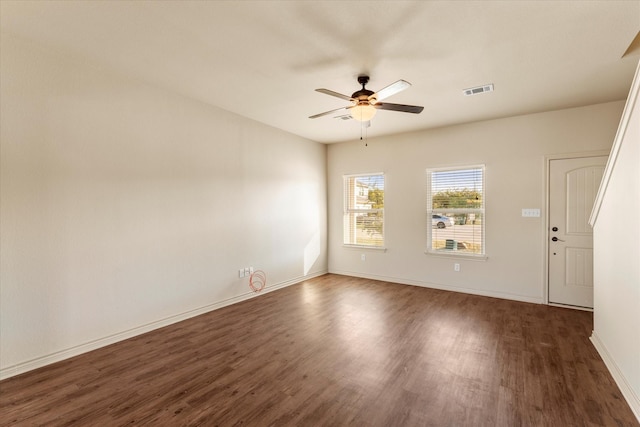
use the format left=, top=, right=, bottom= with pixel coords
left=522, top=208, right=540, bottom=217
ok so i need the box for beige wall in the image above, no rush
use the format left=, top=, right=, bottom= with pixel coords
left=328, top=101, right=624, bottom=302
left=0, top=33, right=327, bottom=378
left=591, top=60, right=640, bottom=420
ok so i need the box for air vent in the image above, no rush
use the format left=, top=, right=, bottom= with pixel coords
left=463, top=84, right=494, bottom=96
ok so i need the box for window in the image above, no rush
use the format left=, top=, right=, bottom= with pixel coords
left=426, top=166, right=484, bottom=256
left=344, top=173, right=384, bottom=248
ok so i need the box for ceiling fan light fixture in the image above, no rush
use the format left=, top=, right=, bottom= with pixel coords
left=350, top=102, right=377, bottom=121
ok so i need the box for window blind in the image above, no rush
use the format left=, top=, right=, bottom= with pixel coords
left=427, top=166, right=484, bottom=255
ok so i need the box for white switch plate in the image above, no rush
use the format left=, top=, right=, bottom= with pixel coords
left=522, top=208, right=540, bottom=217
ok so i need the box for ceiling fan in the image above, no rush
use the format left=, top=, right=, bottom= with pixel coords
left=309, top=75, right=424, bottom=122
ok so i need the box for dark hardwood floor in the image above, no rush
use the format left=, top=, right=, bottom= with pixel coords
left=1, top=274, right=637, bottom=426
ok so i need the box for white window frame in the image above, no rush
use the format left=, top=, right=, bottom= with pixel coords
left=343, top=173, right=385, bottom=249
left=426, top=165, right=486, bottom=258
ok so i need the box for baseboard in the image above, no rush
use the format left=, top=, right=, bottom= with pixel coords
left=328, top=270, right=544, bottom=305
left=548, top=302, right=593, bottom=312
left=591, top=331, right=640, bottom=423
left=0, top=270, right=327, bottom=381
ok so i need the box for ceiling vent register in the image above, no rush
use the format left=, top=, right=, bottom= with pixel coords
left=463, top=84, right=494, bottom=96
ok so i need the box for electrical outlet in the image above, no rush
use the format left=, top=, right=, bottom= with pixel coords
left=454, top=263, right=460, bottom=272
left=249, top=266, right=254, bottom=274
left=244, top=267, right=250, bottom=276
left=361, top=254, right=366, bottom=261
left=239, top=269, right=245, bottom=278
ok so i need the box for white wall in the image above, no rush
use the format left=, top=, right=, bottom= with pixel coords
left=590, top=60, right=640, bottom=421
left=328, top=101, right=624, bottom=303
left=0, top=33, right=327, bottom=378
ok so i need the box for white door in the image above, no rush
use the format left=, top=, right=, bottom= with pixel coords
left=548, top=156, right=607, bottom=308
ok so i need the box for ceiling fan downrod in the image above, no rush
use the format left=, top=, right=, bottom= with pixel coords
left=357, top=75, right=369, bottom=89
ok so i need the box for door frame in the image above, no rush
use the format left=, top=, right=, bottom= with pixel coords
left=543, top=150, right=610, bottom=309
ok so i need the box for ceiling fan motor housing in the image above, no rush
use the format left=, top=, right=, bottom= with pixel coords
left=352, top=89, right=375, bottom=101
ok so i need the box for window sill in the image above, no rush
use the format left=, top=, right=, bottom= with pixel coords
left=343, top=244, right=387, bottom=252
left=424, top=250, right=488, bottom=261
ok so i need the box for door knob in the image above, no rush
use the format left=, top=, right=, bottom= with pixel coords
left=552, top=227, right=558, bottom=232
left=551, top=236, right=565, bottom=242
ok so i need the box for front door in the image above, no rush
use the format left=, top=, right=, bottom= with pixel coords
left=548, top=156, right=607, bottom=309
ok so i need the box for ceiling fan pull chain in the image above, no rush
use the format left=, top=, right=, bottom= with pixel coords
left=365, top=121, right=367, bottom=146
left=361, top=121, right=368, bottom=146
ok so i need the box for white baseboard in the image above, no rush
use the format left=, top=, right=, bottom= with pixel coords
left=328, top=270, right=544, bottom=305
left=591, top=331, right=640, bottom=423
left=0, top=270, right=327, bottom=381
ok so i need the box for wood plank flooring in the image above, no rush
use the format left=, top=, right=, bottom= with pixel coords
left=1, top=274, right=637, bottom=426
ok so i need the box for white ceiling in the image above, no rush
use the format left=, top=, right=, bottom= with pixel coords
left=1, top=1, right=639, bottom=143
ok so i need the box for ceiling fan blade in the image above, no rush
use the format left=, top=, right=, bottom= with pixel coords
left=375, top=102, right=424, bottom=114
left=315, top=88, right=353, bottom=101
left=372, top=80, right=411, bottom=102
left=309, top=106, right=351, bottom=119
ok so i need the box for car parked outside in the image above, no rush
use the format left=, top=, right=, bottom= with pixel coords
left=432, top=214, right=454, bottom=228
